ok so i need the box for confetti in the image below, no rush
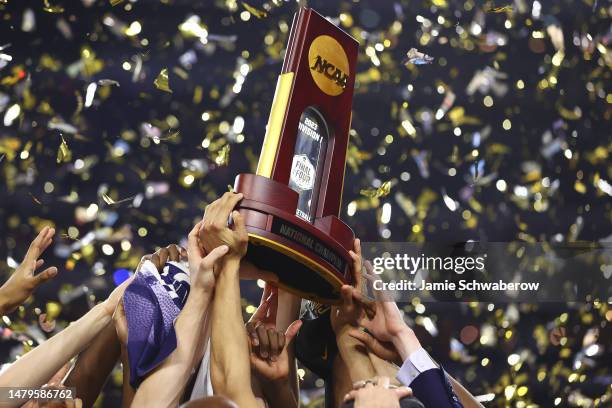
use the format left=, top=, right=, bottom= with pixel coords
left=42, top=0, right=64, bottom=14
left=360, top=181, right=392, bottom=199
left=97, top=79, right=120, bottom=87
left=153, top=68, right=172, bottom=93
left=487, top=6, right=513, bottom=13
left=214, top=144, right=231, bottom=166
left=241, top=2, right=268, bottom=19
left=403, top=47, right=434, bottom=65
left=56, top=136, right=72, bottom=164
left=0, top=2, right=608, bottom=407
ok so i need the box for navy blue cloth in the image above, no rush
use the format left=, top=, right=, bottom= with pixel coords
left=409, top=367, right=464, bottom=408
left=123, top=261, right=190, bottom=388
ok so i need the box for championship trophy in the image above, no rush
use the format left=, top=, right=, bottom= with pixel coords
left=234, top=7, right=358, bottom=303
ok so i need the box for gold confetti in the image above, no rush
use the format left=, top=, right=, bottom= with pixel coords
left=56, top=136, right=72, bottom=164
left=109, top=0, right=124, bottom=5
left=487, top=5, right=513, bottom=13
left=215, top=144, right=231, bottom=166
left=360, top=181, right=392, bottom=199
left=241, top=2, right=268, bottom=19
left=42, top=0, right=64, bottom=13
left=154, top=68, right=173, bottom=93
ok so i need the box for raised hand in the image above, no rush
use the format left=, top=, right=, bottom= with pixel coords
left=187, top=221, right=229, bottom=292
left=0, top=226, right=58, bottom=314
left=330, top=238, right=375, bottom=334
left=135, top=244, right=186, bottom=275
left=359, top=300, right=410, bottom=343
left=347, top=329, right=402, bottom=366
left=248, top=319, right=302, bottom=382
left=199, top=192, right=248, bottom=260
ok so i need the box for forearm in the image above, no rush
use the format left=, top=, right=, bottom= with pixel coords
left=0, top=285, right=15, bottom=315
left=120, top=347, right=135, bottom=408
left=392, top=329, right=422, bottom=362
left=258, top=376, right=298, bottom=408
left=276, top=289, right=301, bottom=401
left=0, top=303, right=111, bottom=390
left=63, top=321, right=121, bottom=408
left=132, top=291, right=212, bottom=407
left=367, top=352, right=401, bottom=386
left=336, top=328, right=376, bottom=383
left=210, top=258, right=258, bottom=407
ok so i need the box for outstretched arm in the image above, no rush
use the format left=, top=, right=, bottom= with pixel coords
left=63, top=321, right=121, bottom=408
left=211, top=256, right=259, bottom=407
left=0, top=279, right=130, bottom=407
left=247, top=287, right=301, bottom=408
left=202, top=192, right=259, bottom=408
left=132, top=223, right=228, bottom=408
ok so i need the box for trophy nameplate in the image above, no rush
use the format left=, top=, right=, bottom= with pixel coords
left=234, top=7, right=358, bottom=303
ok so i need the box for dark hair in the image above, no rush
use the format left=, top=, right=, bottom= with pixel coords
left=341, top=396, right=425, bottom=408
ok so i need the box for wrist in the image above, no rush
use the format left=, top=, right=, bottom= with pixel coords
left=220, top=256, right=242, bottom=273
left=392, top=328, right=421, bottom=361
left=186, top=288, right=211, bottom=308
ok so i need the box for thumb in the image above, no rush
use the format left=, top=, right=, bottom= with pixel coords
left=33, top=266, right=58, bottom=286
left=201, top=245, right=229, bottom=269
left=187, top=221, right=202, bottom=259
left=284, top=319, right=303, bottom=344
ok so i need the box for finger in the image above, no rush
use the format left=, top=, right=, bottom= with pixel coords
left=352, top=289, right=376, bottom=319
left=267, top=328, right=280, bottom=361
left=157, top=247, right=169, bottom=268
left=42, top=227, right=55, bottom=246
left=35, top=259, right=44, bottom=269
left=200, top=245, right=229, bottom=270
left=231, top=210, right=248, bottom=240
left=24, top=226, right=48, bottom=263
left=245, top=321, right=260, bottom=346
left=214, top=192, right=241, bottom=229
left=33, top=267, right=58, bottom=286
left=179, top=246, right=188, bottom=261
left=256, top=324, right=270, bottom=359
left=395, top=386, right=413, bottom=398
left=187, top=222, right=202, bottom=259
left=250, top=297, right=271, bottom=325
left=277, top=330, right=286, bottom=351
left=352, top=380, right=367, bottom=390
left=260, top=282, right=273, bottom=303
left=224, top=192, right=243, bottom=214
left=284, top=319, right=302, bottom=344
left=150, top=253, right=161, bottom=271
left=340, top=285, right=354, bottom=308
left=265, top=286, right=278, bottom=326
left=377, top=376, right=390, bottom=388
left=167, top=244, right=180, bottom=262
left=350, top=238, right=362, bottom=287
left=343, top=390, right=358, bottom=402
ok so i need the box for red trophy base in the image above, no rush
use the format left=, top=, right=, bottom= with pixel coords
left=234, top=173, right=354, bottom=304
